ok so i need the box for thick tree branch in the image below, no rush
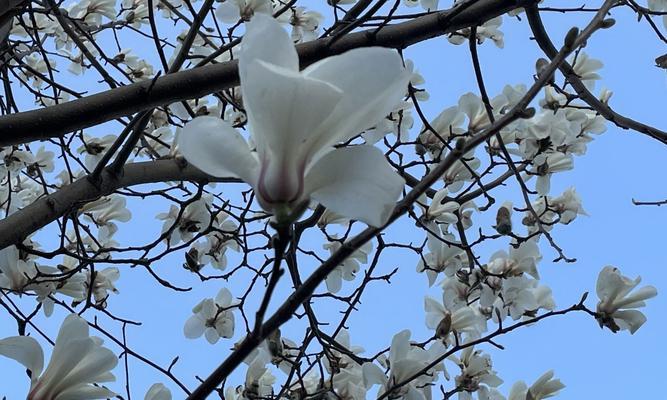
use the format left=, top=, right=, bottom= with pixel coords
left=0, top=159, right=240, bottom=250
left=0, top=0, right=534, bottom=146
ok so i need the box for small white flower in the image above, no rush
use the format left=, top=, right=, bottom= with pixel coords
left=595, top=266, right=657, bottom=334
left=450, top=347, right=503, bottom=400
left=508, top=370, right=564, bottom=400
left=569, top=52, right=603, bottom=90
left=184, top=287, right=236, bottom=343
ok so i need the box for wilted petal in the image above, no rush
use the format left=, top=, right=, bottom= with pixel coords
left=304, top=146, right=404, bottom=227
left=177, top=116, right=259, bottom=185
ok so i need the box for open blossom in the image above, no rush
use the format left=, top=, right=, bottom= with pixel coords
left=0, top=314, right=117, bottom=399
left=508, top=370, right=565, bottom=400
left=323, top=237, right=373, bottom=293
left=417, top=230, right=466, bottom=286
left=363, top=330, right=446, bottom=400
left=595, top=266, right=657, bottom=334
left=215, top=0, right=272, bottom=23
left=450, top=347, right=503, bottom=400
left=425, top=298, right=485, bottom=345
left=177, top=14, right=408, bottom=227
left=569, top=52, right=603, bottom=90
left=184, top=287, right=236, bottom=343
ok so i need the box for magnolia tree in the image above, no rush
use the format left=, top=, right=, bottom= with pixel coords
left=0, top=0, right=664, bottom=398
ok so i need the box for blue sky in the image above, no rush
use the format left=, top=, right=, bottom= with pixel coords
left=0, top=1, right=666, bottom=399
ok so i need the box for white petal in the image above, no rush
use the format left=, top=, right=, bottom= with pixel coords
left=215, top=287, right=233, bottom=307
left=0, top=336, right=44, bottom=378
left=614, top=309, right=647, bottom=334
left=145, top=383, right=172, bottom=400
left=325, top=269, right=343, bottom=293
left=205, top=328, right=220, bottom=344
left=177, top=116, right=259, bottom=185
left=215, top=0, right=241, bottom=23
left=183, top=315, right=205, bottom=339
left=303, top=47, right=411, bottom=151
left=54, top=384, right=116, bottom=400
left=304, top=146, right=404, bottom=227
left=55, top=345, right=118, bottom=394
left=362, top=362, right=387, bottom=388
left=241, top=59, right=342, bottom=164
left=240, top=13, right=298, bottom=77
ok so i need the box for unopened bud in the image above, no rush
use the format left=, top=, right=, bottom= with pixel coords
left=519, top=107, right=536, bottom=119
left=563, top=27, right=579, bottom=50
left=600, top=18, right=615, bottom=29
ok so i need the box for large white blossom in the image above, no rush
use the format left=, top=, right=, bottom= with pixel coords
left=177, top=14, right=409, bottom=227
left=0, top=314, right=117, bottom=399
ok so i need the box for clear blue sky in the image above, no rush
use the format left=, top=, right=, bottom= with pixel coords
left=0, top=1, right=665, bottom=399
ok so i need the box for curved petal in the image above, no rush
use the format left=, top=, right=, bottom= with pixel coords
left=240, top=13, right=298, bottom=78
left=183, top=315, right=205, bottom=339
left=176, top=116, right=259, bottom=186
left=241, top=61, right=342, bottom=203
left=215, top=0, right=241, bottom=23
left=145, top=383, right=172, bottom=400
left=55, top=346, right=117, bottom=394
left=304, top=146, right=404, bottom=227
left=205, top=327, right=220, bottom=344
left=0, top=336, right=44, bottom=378
left=215, top=287, right=233, bottom=307
left=303, top=47, right=411, bottom=152
left=54, top=384, right=116, bottom=400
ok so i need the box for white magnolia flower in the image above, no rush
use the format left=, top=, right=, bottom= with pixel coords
left=177, top=14, right=408, bottom=227
left=215, top=0, right=273, bottom=23
left=418, top=188, right=460, bottom=226
left=324, top=237, right=373, bottom=293
left=145, top=383, right=172, bottom=400
left=156, top=197, right=211, bottom=245
left=0, top=314, right=117, bottom=399
left=417, top=231, right=466, bottom=286
left=363, top=330, right=446, bottom=400
left=527, top=152, right=574, bottom=195
left=403, top=0, right=439, bottom=12
left=417, top=105, right=465, bottom=158
left=286, top=7, right=324, bottom=42
left=81, top=266, right=120, bottom=307
left=487, top=240, right=541, bottom=279
left=448, top=16, right=504, bottom=48
left=508, top=370, right=564, bottom=400
left=450, top=347, right=503, bottom=400
left=184, top=287, right=236, bottom=343
left=77, top=133, right=117, bottom=171
left=425, top=298, right=485, bottom=345
left=595, top=266, right=658, bottom=334
left=569, top=52, right=603, bottom=90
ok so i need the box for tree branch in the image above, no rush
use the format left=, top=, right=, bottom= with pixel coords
left=0, top=0, right=534, bottom=146
left=0, top=159, right=240, bottom=250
